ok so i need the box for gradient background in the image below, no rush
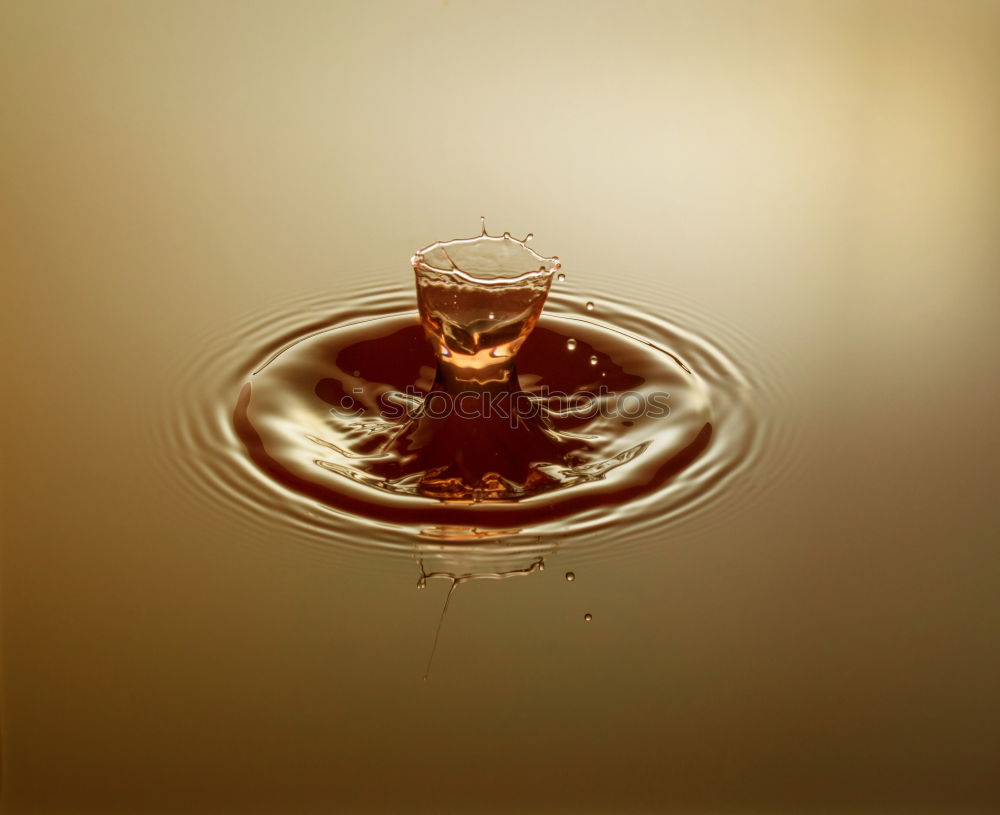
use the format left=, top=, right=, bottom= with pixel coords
left=2, top=1, right=999, bottom=813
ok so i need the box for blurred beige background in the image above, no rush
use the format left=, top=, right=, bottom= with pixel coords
left=2, top=1, right=999, bottom=813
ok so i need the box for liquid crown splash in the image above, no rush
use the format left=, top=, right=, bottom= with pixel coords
left=412, top=223, right=559, bottom=386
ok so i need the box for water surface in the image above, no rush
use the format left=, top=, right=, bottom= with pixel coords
left=2, top=2, right=999, bottom=813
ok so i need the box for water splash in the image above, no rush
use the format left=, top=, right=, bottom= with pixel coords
left=152, top=243, right=795, bottom=568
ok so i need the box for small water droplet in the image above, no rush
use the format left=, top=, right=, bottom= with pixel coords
left=585, top=301, right=594, bottom=311
left=566, top=338, right=577, bottom=351
left=584, top=613, right=593, bottom=622
left=589, top=355, right=598, bottom=365
left=565, top=571, right=575, bottom=582
left=417, top=576, right=426, bottom=590
left=488, top=311, right=495, bottom=320
left=557, top=273, right=566, bottom=283
left=353, top=369, right=361, bottom=377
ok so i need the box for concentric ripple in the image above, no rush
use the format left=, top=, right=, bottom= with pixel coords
left=151, top=275, right=799, bottom=572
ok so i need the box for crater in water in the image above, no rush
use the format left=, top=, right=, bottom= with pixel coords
left=235, top=310, right=713, bottom=526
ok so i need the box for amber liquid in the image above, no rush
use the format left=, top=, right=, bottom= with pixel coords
left=232, top=221, right=729, bottom=537
left=415, top=266, right=550, bottom=384
left=234, top=314, right=713, bottom=527
left=409, top=264, right=572, bottom=498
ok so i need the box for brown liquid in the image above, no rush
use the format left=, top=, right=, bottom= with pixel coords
left=413, top=229, right=555, bottom=386
left=407, top=234, right=572, bottom=498
left=148, top=276, right=769, bottom=563
left=232, top=229, right=720, bottom=529
left=234, top=312, right=712, bottom=528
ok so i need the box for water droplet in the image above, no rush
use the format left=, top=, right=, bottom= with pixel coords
left=488, top=311, right=495, bottom=320
left=352, top=369, right=361, bottom=377
left=584, top=613, right=593, bottom=622
left=566, top=338, right=577, bottom=351
left=557, top=273, right=566, bottom=283
left=417, top=576, right=426, bottom=590
left=585, top=301, right=594, bottom=311
left=589, top=355, right=598, bottom=366
left=565, top=571, right=575, bottom=582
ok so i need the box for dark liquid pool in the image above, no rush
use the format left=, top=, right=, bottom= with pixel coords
left=235, top=311, right=715, bottom=525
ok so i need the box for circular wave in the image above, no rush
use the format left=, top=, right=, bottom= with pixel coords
left=150, top=274, right=800, bottom=572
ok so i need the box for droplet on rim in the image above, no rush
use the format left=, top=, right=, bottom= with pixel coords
left=585, top=301, right=594, bottom=311
left=589, top=355, right=598, bottom=365
left=566, top=338, right=577, bottom=351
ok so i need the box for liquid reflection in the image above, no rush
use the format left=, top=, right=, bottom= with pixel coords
left=415, top=529, right=551, bottom=679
